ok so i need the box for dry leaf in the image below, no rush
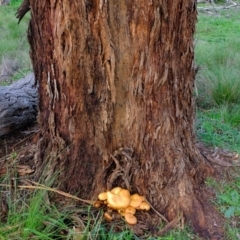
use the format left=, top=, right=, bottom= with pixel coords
left=17, top=165, right=34, bottom=176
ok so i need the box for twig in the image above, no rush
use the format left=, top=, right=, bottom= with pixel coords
left=198, top=2, right=238, bottom=11
left=28, top=180, right=94, bottom=204
left=144, top=199, right=169, bottom=223
left=157, top=216, right=181, bottom=236
left=201, top=152, right=240, bottom=167
left=0, top=224, right=22, bottom=232
left=11, top=129, right=39, bottom=149
left=0, top=181, right=94, bottom=205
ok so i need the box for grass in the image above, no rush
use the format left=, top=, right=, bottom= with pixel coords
left=0, top=169, right=199, bottom=240
left=195, top=5, right=240, bottom=148
left=195, top=3, right=240, bottom=239
left=1, top=181, right=198, bottom=240
left=0, top=189, right=75, bottom=239
left=206, top=175, right=240, bottom=219
left=195, top=9, right=240, bottom=108
left=1, top=1, right=240, bottom=239
left=205, top=174, right=240, bottom=240
left=0, top=1, right=31, bottom=84
left=196, top=109, right=240, bottom=152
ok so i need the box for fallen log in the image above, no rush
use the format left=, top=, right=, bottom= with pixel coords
left=0, top=73, right=38, bottom=138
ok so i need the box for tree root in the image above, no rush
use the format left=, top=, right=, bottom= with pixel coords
left=179, top=195, right=211, bottom=239
left=106, top=147, right=136, bottom=191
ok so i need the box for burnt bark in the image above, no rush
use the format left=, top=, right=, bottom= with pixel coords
left=28, top=0, right=213, bottom=237
left=15, top=0, right=30, bottom=24
left=0, top=73, right=37, bottom=138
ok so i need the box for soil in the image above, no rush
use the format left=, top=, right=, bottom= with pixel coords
left=0, top=123, right=38, bottom=169
left=0, top=125, right=239, bottom=240
left=197, top=179, right=226, bottom=240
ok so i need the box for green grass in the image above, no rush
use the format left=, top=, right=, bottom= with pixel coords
left=195, top=41, right=240, bottom=108
left=0, top=3, right=31, bottom=84
left=0, top=189, right=69, bottom=239
left=196, top=8, right=240, bottom=43
left=196, top=109, right=240, bottom=152
left=206, top=176, right=240, bottom=218
left=195, top=5, right=240, bottom=147
left=217, top=180, right=240, bottom=219
left=149, top=227, right=198, bottom=240
left=205, top=175, right=240, bottom=240
left=9, top=0, right=23, bottom=6
left=195, top=6, right=240, bottom=109
left=196, top=5, right=240, bottom=239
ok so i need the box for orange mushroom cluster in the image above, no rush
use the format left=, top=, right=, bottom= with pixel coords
left=96, top=187, right=150, bottom=225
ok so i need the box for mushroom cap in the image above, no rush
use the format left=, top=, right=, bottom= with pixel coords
left=107, top=189, right=131, bottom=210
left=98, top=192, right=108, bottom=201
left=124, top=213, right=137, bottom=225
left=104, top=212, right=113, bottom=221
left=125, top=206, right=136, bottom=215
left=118, top=189, right=131, bottom=198
left=110, top=187, right=122, bottom=194
left=138, top=201, right=150, bottom=211
left=130, top=193, right=143, bottom=208
left=93, top=201, right=102, bottom=208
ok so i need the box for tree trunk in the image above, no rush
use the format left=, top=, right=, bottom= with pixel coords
left=28, top=0, right=213, bottom=237
left=0, top=73, right=37, bottom=137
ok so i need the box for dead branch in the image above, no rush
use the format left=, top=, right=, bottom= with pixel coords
left=198, top=1, right=238, bottom=12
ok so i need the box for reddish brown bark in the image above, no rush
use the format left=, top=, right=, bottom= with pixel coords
left=28, top=0, right=213, bottom=237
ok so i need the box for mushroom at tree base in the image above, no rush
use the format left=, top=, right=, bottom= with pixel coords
left=97, top=187, right=151, bottom=225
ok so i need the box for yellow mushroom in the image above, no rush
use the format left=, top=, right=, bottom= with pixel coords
left=118, top=189, right=131, bottom=198
left=125, top=206, right=136, bottom=215
left=107, top=189, right=131, bottom=210
left=119, top=206, right=136, bottom=216
left=130, top=193, right=143, bottom=208
left=124, top=213, right=137, bottom=225
left=104, top=212, right=113, bottom=221
left=138, top=201, right=150, bottom=211
left=110, top=187, right=122, bottom=194
left=98, top=192, right=108, bottom=201
left=93, top=201, right=102, bottom=208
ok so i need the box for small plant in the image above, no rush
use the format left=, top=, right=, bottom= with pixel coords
left=211, top=70, right=240, bottom=106
left=220, top=105, right=240, bottom=127
left=217, top=178, right=240, bottom=218
left=205, top=177, right=240, bottom=239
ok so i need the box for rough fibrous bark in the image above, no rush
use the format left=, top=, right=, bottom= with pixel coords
left=0, top=73, right=38, bottom=137
left=28, top=1, right=213, bottom=237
